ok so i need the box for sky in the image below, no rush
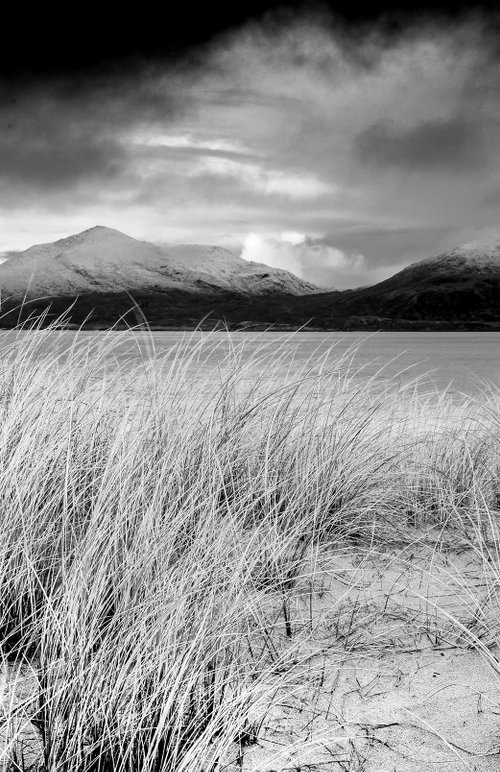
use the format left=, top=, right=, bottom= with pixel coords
left=0, top=3, right=499, bottom=288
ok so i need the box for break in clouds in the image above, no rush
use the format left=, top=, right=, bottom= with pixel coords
left=1, top=14, right=500, bottom=288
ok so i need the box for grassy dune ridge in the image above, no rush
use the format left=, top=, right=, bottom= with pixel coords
left=0, top=324, right=498, bottom=770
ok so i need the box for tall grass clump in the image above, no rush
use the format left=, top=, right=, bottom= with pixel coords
left=0, top=320, right=498, bottom=770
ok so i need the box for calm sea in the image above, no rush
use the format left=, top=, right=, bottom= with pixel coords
left=5, top=330, right=497, bottom=396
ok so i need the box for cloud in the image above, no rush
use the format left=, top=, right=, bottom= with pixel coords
left=240, top=232, right=383, bottom=288
left=316, top=226, right=452, bottom=268
left=132, top=133, right=252, bottom=154
left=0, top=133, right=125, bottom=189
left=188, top=156, right=332, bottom=198
left=0, top=74, right=185, bottom=197
left=354, top=116, right=486, bottom=171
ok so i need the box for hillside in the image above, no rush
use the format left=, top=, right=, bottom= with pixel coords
left=275, top=241, right=500, bottom=331
left=1, top=232, right=500, bottom=329
left=0, top=225, right=317, bottom=306
left=342, top=242, right=500, bottom=320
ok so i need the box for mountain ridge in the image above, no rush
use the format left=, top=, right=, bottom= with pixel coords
left=0, top=226, right=319, bottom=301
left=286, top=239, right=500, bottom=329
left=0, top=229, right=499, bottom=330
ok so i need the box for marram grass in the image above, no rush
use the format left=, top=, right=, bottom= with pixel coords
left=0, top=322, right=497, bottom=770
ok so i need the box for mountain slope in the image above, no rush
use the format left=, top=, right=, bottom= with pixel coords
left=1, top=232, right=500, bottom=330
left=274, top=240, right=500, bottom=330
left=337, top=242, right=500, bottom=322
left=0, top=226, right=318, bottom=301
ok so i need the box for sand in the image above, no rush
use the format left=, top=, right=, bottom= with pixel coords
left=232, top=526, right=500, bottom=771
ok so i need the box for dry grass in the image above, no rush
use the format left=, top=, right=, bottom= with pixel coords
left=0, top=320, right=498, bottom=770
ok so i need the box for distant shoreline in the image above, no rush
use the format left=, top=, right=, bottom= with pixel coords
left=2, top=320, right=499, bottom=333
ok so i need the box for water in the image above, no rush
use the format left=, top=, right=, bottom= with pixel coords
left=1, top=330, right=499, bottom=395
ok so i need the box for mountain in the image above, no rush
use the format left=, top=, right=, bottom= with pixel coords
left=0, top=226, right=318, bottom=300
left=334, top=241, right=500, bottom=325
left=0, top=231, right=499, bottom=330
left=278, top=240, right=500, bottom=330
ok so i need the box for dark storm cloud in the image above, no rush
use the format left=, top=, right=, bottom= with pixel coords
left=0, top=74, right=184, bottom=194
left=318, top=227, right=451, bottom=266
left=354, top=116, right=486, bottom=171
left=7, top=1, right=493, bottom=80
left=0, top=131, right=125, bottom=188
